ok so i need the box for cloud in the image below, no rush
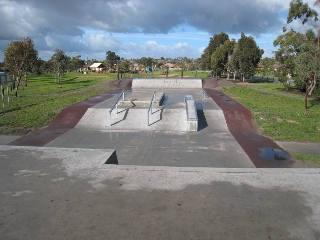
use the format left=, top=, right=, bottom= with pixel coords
left=0, top=0, right=286, bottom=38
left=117, top=40, right=202, bottom=59
left=0, top=0, right=311, bottom=60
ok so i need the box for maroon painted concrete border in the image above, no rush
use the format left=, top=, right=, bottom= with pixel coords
left=9, top=79, right=134, bottom=146
left=204, top=88, right=303, bottom=168
left=9, top=90, right=123, bottom=147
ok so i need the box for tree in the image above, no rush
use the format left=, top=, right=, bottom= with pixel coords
left=274, top=0, right=319, bottom=81
left=50, top=49, right=69, bottom=87
left=200, top=32, right=229, bottom=70
left=260, top=57, right=275, bottom=75
left=137, top=57, right=155, bottom=69
left=295, top=42, right=320, bottom=108
left=188, top=58, right=201, bottom=71
left=3, top=37, right=38, bottom=97
left=157, top=62, right=164, bottom=69
left=211, top=39, right=236, bottom=78
left=106, top=51, right=120, bottom=70
left=228, top=44, right=240, bottom=80
left=287, top=0, right=318, bottom=27
left=232, top=33, right=264, bottom=81
left=273, top=30, right=306, bottom=80
left=31, top=58, right=46, bottom=75
left=178, top=61, right=187, bottom=70
left=68, top=55, right=85, bottom=72
left=280, top=0, right=320, bottom=96
left=40, top=60, right=53, bottom=74
left=119, top=60, right=130, bottom=73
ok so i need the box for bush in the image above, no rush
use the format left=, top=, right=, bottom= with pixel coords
left=312, top=84, right=320, bottom=96
left=294, top=79, right=306, bottom=92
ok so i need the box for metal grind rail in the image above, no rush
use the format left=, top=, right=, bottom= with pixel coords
left=147, top=91, right=156, bottom=126
left=109, top=90, right=125, bottom=126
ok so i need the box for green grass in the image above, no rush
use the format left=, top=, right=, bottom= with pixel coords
left=0, top=72, right=116, bottom=135
left=0, top=70, right=210, bottom=135
left=292, top=153, right=320, bottom=167
left=221, top=85, right=320, bottom=142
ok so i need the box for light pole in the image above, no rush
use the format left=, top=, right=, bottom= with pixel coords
left=152, top=63, right=154, bottom=78
left=116, top=60, right=119, bottom=80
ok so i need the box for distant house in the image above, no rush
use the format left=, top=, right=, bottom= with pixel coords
left=164, top=63, right=181, bottom=71
left=90, top=63, right=106, bottom=73
left=273, top=63, right=281, bottom=71
left=256, top=63, right=263, bottom=71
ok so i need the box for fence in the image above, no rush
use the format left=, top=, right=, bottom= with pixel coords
left=249, top=76, right=279, bottom=83
left=0, top=73, right=13, bottom=108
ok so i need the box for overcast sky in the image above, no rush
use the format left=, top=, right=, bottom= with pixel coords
left=0, top=0, right=317, bottom=61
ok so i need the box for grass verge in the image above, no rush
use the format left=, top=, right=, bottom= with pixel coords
left=291, top=153, right=320, bottom=167
left=221, top=84, right=320, bottom=142
left=0, top=73, right=117, bottom=135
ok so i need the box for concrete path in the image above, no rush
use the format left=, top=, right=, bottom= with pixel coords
left=277, top=141, right=320, bottom=156
left=0, top=145, right=319, bottom=240
left=0, top=135, right=20, bottom=145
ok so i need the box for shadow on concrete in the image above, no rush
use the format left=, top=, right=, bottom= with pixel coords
left=197, top=110, right=208, bottom=131
left=149, top=108, right=164, bottom=126
left=111, top=109, right=129, bottom=126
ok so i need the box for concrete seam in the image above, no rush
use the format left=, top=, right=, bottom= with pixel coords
left=140, top=131, right=152, bottom=166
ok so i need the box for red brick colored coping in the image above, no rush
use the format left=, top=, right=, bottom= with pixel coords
left=204, top=88, right=299, bottom=168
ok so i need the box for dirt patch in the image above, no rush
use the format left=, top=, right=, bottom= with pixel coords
left=215, top=78, right=239, bottom=90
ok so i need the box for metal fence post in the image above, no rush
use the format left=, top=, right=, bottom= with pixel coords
left=1, top=85, right=4, bottom=108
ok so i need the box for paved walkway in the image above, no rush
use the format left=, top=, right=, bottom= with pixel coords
left=1, top=78, right=320, bottom=239
left=0, top=145, right=319, bottom=239
left=276, top=141, right=320, bottom=156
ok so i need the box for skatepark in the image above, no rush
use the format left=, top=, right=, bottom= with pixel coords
left=1, top=78, right=319, bottom=239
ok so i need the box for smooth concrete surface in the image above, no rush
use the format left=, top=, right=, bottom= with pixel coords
left=277, top=141, right=320, bottom=156
left=45, top=129, right=254, bottom=167
left=46, top=88, right=254, bottom=167
left=0, top=145, right=320, bottom=239
left=0, top=135, right=20, bottom=145
left=132, top=78, right=202, bottom=89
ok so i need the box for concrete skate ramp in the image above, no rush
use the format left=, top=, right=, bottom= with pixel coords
left=132, top=78, right=202, bottom=89
left=47, top=90, right=255, bottom=167
left=76, top=104, right=188, bottom=132
left=75, top=90, right=218, bottom=132
left=75, top=89, right=227, bottom=132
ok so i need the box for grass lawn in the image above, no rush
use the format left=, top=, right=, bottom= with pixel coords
left=0, top=71, right=210, bottom=135
left=222, top=83, right=320, bottom=166
left=221, top=84, right=320, bottom=142
left=291, top=153, right=320, bottom=166
left=0, top=72, right=116, bottom=135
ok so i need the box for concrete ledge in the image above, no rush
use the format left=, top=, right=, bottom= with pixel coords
left=0, top=145, right=119, bottom=167
left=117, top=92, right=165, bottom=108
left=132, top=78, right=202, bottom=89
left=185, top=95, right=198, bottom=132
left=102, top=164, right=320, bottom=173
left=0, top=135, right=21, bottom=145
